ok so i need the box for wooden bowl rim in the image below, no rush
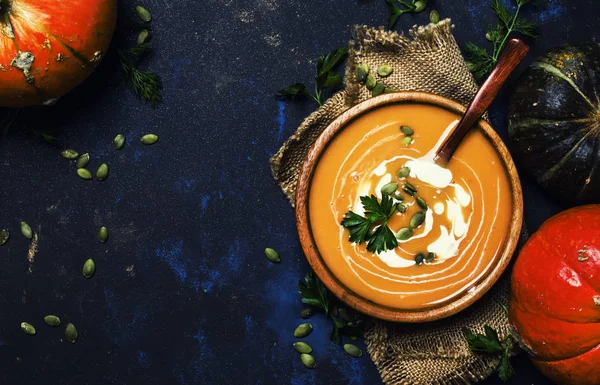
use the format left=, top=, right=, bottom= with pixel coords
left=295, top=91, right=523, bottom=323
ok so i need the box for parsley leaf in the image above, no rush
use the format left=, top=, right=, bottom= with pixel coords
left=341, top=212, right=371, bottom=244
left=386, top=0, right=428, bottom=29
left=342, top=194, right=398, bottom=253
left=498, top=348, right=515, bottom=382
left=277, top=47, right=347, bottom=106
left=465, top=0, right=539, bottom=79
left=367, top=224, right=398, bottom=253
left=463, top=325, right=515, bottom=382
left=298, top=271, right=332, bottom=315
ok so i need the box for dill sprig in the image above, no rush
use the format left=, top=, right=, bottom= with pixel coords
left=465, top=0, right=539, bottom=79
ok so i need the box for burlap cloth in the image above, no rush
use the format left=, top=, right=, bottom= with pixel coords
left=271, top=20, right=527, bottom=385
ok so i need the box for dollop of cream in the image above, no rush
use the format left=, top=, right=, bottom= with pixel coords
left=405, top=158, right=453, bottom=188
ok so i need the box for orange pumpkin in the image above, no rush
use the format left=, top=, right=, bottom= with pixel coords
left=0, top=0, right=117, bottom=107
left=510, top=205, right=600, bottom=385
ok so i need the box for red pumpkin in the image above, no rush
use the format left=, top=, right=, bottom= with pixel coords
left=0, top=0, right=117, bottom=107
left=510, top=205, right=600, bottom=385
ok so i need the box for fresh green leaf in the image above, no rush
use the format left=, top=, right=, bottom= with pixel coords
left=298, top=272, right=331, bottom=315
left=317, top=47, right=348, bottom=80
left=464, top=43, right=494, bottom=80
left=366, top=224, right=398, bottom=253
left=462, top=325, right=504, bottom=353
left=361, top=194, right=396, bottom=221
left=341, top=212, right=371, bottom=244
left=276, top=83, right=312, bottom=100
left=342, top=194, right=398, bottom=253
left=491, top=0, right=512, bottom=27
left=498, top=348, right=514, bottom=382
left=120, top=56, right=163, bottom=108
left=514, top=17, right=538, bottom=37
left=321, top=71, right=343, bottom=90
left=386, top=0, right=426, bottom=29
left=330, top=318, right=345, bottom=343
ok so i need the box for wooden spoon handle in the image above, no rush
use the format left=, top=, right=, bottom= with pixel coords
left=435, top=39, right=529, bottom=164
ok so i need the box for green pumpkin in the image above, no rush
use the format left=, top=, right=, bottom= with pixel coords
left=508, top=43, right=600, bottom=204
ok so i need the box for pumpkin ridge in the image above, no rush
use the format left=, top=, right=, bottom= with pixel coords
left=532, top=61, right=596, bottom=111
left=510, top=117, right=595, bottom=130
left=541, top=127, right=598, bottom=182
left=46, top=35, right=90, bottom=69
left=578, top=135, right=600, bottom=199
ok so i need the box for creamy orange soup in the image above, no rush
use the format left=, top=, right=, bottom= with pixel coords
left=309, top=103, right=512, bottom=310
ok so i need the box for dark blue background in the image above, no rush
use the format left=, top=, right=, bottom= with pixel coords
left=0, top=0, right=589, bottom=384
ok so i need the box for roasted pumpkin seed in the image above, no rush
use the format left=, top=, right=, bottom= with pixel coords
left=264, top=247, right=280, bottom=263
left=141, top=134, right=159, bottom=145
left=294, top=323, right=313, bottom=338
left=300, top=353, right=316, bottom=369
left=415, top=253, right=425, bottom=265
left=410, top=212, right=426, bottom=228
left=414, top=0, right=427, bottom=12
left=96, top=163, right=109, bottom=181
left=356, top=63, right=370, bottom=83
left=83, top=259, right=96, bottom=279
left=393, top=193, right=404, bottom=201
left=61, top=149, right=79, bottom=159
left=0, top=229, right=9, bottom=245
left=396, top=203, right=407, bottom=213
left=20, top=222, right=33, bottom=239
left=377, top=64, right=393, bottom=77
left=405, top=182, right=417, bottom=193
left=344, top=344, right=363, bottom=358
left=396, top=227, right=413, bottom=241
left=21, top=322, right=36, bottom=335
left=416, top=197, right=428, bottom=210
left=293, top=342, right=313, bottom=354
left=372, top=82, right=385, bottom=97
left=426, top=252, right=436, bottom=263
left=338, top=308, right=354, bottom=322
left=138, top=30, right=151, bottom=45
left=114, top=134, right=126, bottom=150
left=397, top=166, right=410, bottom=178
left=300, top=307, right=314, bottom=319
left=77, top=169, right=93, bottom=180
left=44, top=315, right=61, bottom=327
left=98, top=226, right=109, bottom=243
left=65, top=323, right=78, bottom=343
left=402, top=137, right=413, bottom=145
left=136, top=5, right=152, bottom=22
left=430, top=10, right=440, bottom=24
left=381, top=182, right=398, bottom=196
left=76, top=153, right=90, bottom=169
left=400, top=126, right=414, bottom=136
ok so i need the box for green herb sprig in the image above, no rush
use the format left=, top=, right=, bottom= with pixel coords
left=386, top=0, right=428, bottom=29
left=342, top=194, right=398, bottom=253
left=463, top=325, right=515, bottom=382
left=465, top=0, right=538, bottom=79
left=277, top=47, right=347, bottom=106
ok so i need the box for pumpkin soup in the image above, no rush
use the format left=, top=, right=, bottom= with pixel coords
left=309, top=103, right=512, bottom=310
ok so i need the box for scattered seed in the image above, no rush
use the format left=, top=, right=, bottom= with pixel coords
left=396, top=227, right=413, bottom=241
left=113, top=134, right=126, bottom=150
left=416, top=197, right=428, bottom=210
left=344, top=344, right=363, bottom=358
left=44, top=315, right=61, bottom=327
left=381, top=182, right=398, bottom=196
left=294, top=323, right=313, bottom=338
left=338, top=308, right=354, bottom=322
left=98, top=226, right=109, bottom=243
left=141, top=134, right=159, bottom=145
left=83, top=259, right=96, bottom=279
left=293, top=342, right=313, bottom=354
left=61, top=149, right=79, bottom=159
left=393, top=193, right=404, bottom=201
left=410, top=212, right=426, bottom=228
left=300, top=307, right=314, bottom=319
left=430, top=10, right=440, bottom=24
left=400, top=126, right=414, bottom=136
left=264, top=247, right=280, bottom=263
left=403, top=137, right=413, bottom=145
left=356, top=63, right=369, bottom=83
left=0, top=229, right=9, bottom=245
left=397, top=203, right=407, bottom=213
left=365, top=74, right=376, bottom=90
left=350, top=335, right=358, bottom=341
left=415, top=253, right=425, bottom=265
left=486, top=32, right=493, bottom=42
left=65, top=323, right=78, bottom=343
left=397, top=166, right=410, bottom=178
left=20, top=222, right=33, bottom=239
left=21, top=322, right=36, bottom=335
left=414, top=0, right=427, bottom=12
left=377, top=64, right=393, bottom=77
left=136, top=5, right=152, bottom=22
left=405, top=182, right=417, bottom=193
left=137, top=29, right=151, bottom=45
left=403, top=187, right=415, bottom=196
left=77, top=169, right=93, bottom=180
left=300, top=353, right=316, bottom=369
left=76, top=153, right=90, bottom=169
left=426, top=252, right=436, bottom=263
left=96, top=163, right=109, bottom=181
left=372, top=82, right=385, bottom=97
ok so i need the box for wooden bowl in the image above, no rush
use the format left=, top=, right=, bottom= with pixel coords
left=295, top=92, right=523, bottom=322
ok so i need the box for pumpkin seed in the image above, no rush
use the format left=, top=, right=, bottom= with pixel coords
left=377, top=64, right=393, bottom=77
left=415, top=253, right=425, bottom=265
left=21, top=322, right=36, bottom=335
left=397, top=203, right=407, bottom=213
left=113, top=134, right=126, bottom=150
left=137, top=30, right=151, bottom=45
left=96, top=163, right=109, bottom=181
left=400, top=126, right=414, bottom=136
left=338, top=308, right=354, bottom=322
left=430, top=10, right=440, bottom=24
left=426, top=252, right=436, bottom=263
left=372, top=82, right=385, bottom=97
left=416, top=197, right=428, bottom=210
left=405, top=182, right=417, bottom=193
left=77, top=168, right=93, bottom=180
left=20, top=222, right=32, bottom=240
left=356, top=63, right=370, bottom=83
left=396, top=227, right=413, bottom=241
left=293, top=342, right=313, bottom=354
left=141, top=134, right=159, bottom=145
left=264, top=247, right=280, bottom=263
left=397, top=166, right=410, bottom=178
left=0, top=229, right=9, bottom=245
left=414, top=0, right=427, bottom=12
left=76, top=153, right=90, bottom=169
left=300, top=353, right=316, bottom=369
left=365, top=74, right=376, bottom=90
left=403, top=137, right=413, bottom=145
left=136, top=5, right=152, bottom=22
left=61, top=149, right=79, bottom=159
left=380, top=182, right=398, bottom=196
left=83, top=259, right=96, bottom=279
left=98, top=226, right=109, bottom=243
left=44, top=315, right=61, bottom=327
left=300, top=307, right=313, bottom=319
left=486, top=32, right=493, bottom=42
left=294, top=323, right=313, bottom=338
left=410, top=212, right=426, bottom=228
left=343, top=344, right=363, bottom=358
left=393, top=193, right=404, bottom=201
left=65, top=323, right=78, bottom=343
left=350, top=335, right=358, bottom=341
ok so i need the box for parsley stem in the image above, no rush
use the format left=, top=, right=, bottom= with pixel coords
left=492, top=3, right=523, bottom=63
